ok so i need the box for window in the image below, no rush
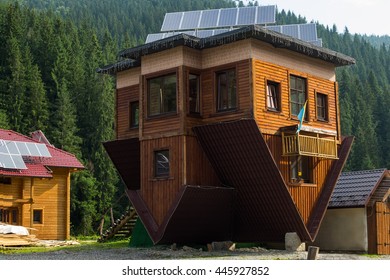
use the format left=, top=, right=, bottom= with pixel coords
left=189, top=74, right=200, bottom=114
left=33, top=209, right=43, bottom=224
left=316, top=93, right=328, bottom=121
left=0, top=177, right=11, bottom=184
left=154, top=150, right=170, bottom=177
left=147, top=73, right=177, bottom=116
left=290, top=76, right=307, bottom=118
left=290, top=156, right=312, bottom=184
left=267, top=81, right=281, bottom=111
left=130, top=101, right=139, bottom=128
left=217, top=69, right=237, bottom=111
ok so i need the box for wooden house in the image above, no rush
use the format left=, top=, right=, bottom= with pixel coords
left=0, top=129, right=84, bottom=240
left=313, top=169, right=390, bottom=254
left=100, top=21, right=355, bottom=245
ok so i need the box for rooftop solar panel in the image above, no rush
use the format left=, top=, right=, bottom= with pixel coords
left=161, top=12, right=183, bottom=31
left=180, top=10, right=201, bottom=30
left=257, top=5, right=276, bottom=24
left=299, top=23, right=318, bottom=41
left=218, top=8, right=238, bottom=27
left=198, top=9, right=219, bottom=29
left=237, top=7, right=256, bottom=25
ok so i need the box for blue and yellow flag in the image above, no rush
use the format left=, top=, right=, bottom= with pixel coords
left=296, top=100, right=307, bottom=134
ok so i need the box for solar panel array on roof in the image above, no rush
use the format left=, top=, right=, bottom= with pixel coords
left=0, top=139, right=51, bottom=170
left=161, top=5, right=276, bottom=32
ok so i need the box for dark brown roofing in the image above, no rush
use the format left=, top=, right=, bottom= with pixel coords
left=329, top=168, right=388, bottom=208
left=100, top=25, right=355, bottom=74
left=126, top=185, right=235, bottom=245
left=193, top=119, right=311, bottom=243
left=103, top=138, right=140, bottom=190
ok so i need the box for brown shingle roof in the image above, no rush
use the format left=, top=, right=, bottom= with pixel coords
left=329, top=169, right=387, bottom=208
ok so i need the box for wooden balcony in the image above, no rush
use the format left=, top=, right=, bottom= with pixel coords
left=281, top=126, right=338, bottom=159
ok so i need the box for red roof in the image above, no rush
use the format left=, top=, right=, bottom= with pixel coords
left=0, top=129, right=84, bottom=178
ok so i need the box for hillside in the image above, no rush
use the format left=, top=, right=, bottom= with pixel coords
left=0, top=0, right=389, bottom=235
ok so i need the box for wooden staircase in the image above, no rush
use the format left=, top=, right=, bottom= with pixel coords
left=98, top=207, right=138, bottom=242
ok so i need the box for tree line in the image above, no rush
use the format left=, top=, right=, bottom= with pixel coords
left=0, top=0, right=388, bottom=235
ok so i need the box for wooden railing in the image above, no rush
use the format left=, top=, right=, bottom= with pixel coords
left=282, top=133, right=338, bottom=159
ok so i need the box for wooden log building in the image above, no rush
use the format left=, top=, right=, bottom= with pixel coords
left=99, top=23, right=355, bottom=245
left=0, top=130, right=84, bottom=240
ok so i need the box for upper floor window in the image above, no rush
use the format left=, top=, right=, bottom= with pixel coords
left=216, top=69, right=237, bottom=111
left=189, top=74, right=200, bottom=114
left=267, top=81, right=281, bottom=111
left=290, top=75, right=307, bottom=118
left=147, top=73, right=177, bottom=117
left=154, top=150, right=170, bottom=178
left=316, top=93, right=328, bottom=121
left=129, top=101, right=139, bottom=128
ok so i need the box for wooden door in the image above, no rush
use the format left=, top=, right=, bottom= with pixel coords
left=376, top=202, right=390, bottom=255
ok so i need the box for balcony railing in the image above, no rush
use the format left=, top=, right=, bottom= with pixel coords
left=282, top=132, right=338, bottom=159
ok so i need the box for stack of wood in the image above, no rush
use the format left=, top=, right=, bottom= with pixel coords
left=0, top=223, right=39, bottom=247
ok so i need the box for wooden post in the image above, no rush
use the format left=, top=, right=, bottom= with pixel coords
left=307, top=246, right=319, bottom=260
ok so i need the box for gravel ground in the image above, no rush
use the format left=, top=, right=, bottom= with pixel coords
left=1, top=245, right=390, bottom=260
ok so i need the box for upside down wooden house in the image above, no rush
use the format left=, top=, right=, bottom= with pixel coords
left=99, top=7, right=355, bottom=245
left=0, top=130, right=84, bottom=240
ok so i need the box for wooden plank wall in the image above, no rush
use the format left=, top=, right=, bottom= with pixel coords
left=263, top=133, right=333, bottom=224
left=375, top=202, right=390, bottom=255
left=116, top=85, right=139, bottom=140
left=253, top=59, right=338, bottom=135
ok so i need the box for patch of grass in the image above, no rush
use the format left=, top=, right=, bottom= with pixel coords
left=0, top=237, right=130, bottom=255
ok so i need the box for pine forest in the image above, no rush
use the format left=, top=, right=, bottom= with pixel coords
left=0, top=0, right=389, bottom=235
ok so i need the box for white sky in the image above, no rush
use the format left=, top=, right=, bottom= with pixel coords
left=239, top=0, right=389, bottom=36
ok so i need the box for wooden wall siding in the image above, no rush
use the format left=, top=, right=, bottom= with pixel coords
left=185, top=136, right=220, bottom=187
left=0, top=178, right=23, bottom=205
left=375, top=202, right=390, bottom=255
left=263, top=133, right=334, bottom=223
left=31, top=169, right=70, bottom=240
left=200, top=60, right=253, bottom=125
left=117, top=68, right=141, bottom=89
left=116, top=85, right=139, bottom=140
left=253, top=59, right=338, bottom=135
left=140, top=136, right=184, bottom=225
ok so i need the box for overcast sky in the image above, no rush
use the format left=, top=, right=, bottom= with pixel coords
left=239, top=0, right=389, bottom=36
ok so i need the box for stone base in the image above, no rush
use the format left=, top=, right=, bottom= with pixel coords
left=285, top=232, right=305, bottom=251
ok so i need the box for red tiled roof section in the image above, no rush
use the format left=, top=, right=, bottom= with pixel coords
left=0, top=129, right=84, bottom=178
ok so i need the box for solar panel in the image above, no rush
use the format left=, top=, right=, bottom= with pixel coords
left=257, top=5, right=276, bottom=24
left=0, top=153, right=27, bottom=169
left=180, top=10, right=201, bottom=30
left=299, top=23, right=318, bottom=41
left=198, top=9, right=219, bottom=29
left=161, top=12, right=183, bottom=32
left=282, top=25, right=299, bottom=39
left=218, top=8, right=238, bottom=27
left=237, top=7, right=256, bottom=25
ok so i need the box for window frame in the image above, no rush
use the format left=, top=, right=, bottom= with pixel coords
left=266, top=80, right=281, bottom=112
left=188, top=72, right=201, bottom=115
left=216, top=68, right=237, bottom=112
left=316, top=92, right=328, bottom=122
left=147, top=72, right=177, bottom=117
left=290, top=155, right=313, bottom=184
left=129, top=101, right=139, bottom=128
left=154, top=149, right=170, bottom=178
left=290, top=75, right=308, bottom=119
left=33, top=209, right=43, bottom=224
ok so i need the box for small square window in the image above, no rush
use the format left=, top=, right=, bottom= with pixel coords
left=130, top=101, right=139, bottom=128
left=266, top=81, right=280, bottom=111
left=154, top=150, right=170, bottom=177
left=316, top=93, right=328, bottom=121
left=33, top=209, right=43, bottom=224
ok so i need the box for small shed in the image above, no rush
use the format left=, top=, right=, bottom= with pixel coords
left=313, top=169, right=390, bottom=254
